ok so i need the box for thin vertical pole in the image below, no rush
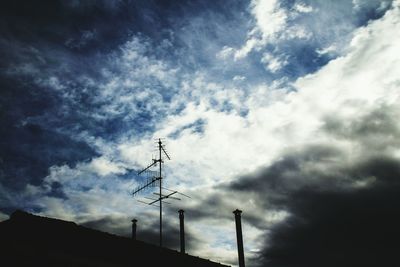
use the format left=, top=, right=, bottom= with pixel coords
left=159, top=139, right=162, bottom=247
left=233, top=209, right=245, bottom=267
left=131, top=219, right=137, bottom=240
left=179, top=209, right=185, bottom=253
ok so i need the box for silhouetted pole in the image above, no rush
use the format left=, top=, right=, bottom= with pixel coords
left=131, top=219, right=137, bottom=240
left=233, top=209, right=245, bottom=267
left=159, top=139, right=162, bottom=247
left=133, top=138, right=170, bottom=249
left=178, top=209, right=185, bottom=253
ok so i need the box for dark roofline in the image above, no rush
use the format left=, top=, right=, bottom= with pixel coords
left=10, top=209, right=77, bottom=226
left=1, top=210, right=230, bottom=267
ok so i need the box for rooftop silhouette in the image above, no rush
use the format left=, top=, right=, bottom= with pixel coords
left=0, top=210, right=229, bottom=267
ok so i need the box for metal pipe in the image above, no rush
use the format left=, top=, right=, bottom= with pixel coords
left=131, top=219, right=137, bottom=240
left=178, top=209, right=185, bottom=253
left=233, top=209, right=245, bottom=267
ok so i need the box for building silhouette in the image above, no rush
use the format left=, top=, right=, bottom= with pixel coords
left=0, top=210, right=229, bottom=267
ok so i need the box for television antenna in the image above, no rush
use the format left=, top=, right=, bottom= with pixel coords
left=132, top=138, right=189, bottom=247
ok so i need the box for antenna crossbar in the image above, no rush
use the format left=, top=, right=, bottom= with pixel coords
left=153, top=191, right=181, bottom=200
left=138, top=160, right=158, bottom=175
left=161, top=187, right=192, bottom=198
left=153, top=192, right=181, bottom=200
left=132, top=177, right=160, bottom=196
left=161, top=146, right=171, bottom=160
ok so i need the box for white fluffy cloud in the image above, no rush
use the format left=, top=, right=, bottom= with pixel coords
left=234, top=0, right=287, bottom=59
left=293, top=3, right=314, bottom=13
left=261, top=52, right=288, bottom=72
left=230, top=0, right=314, bottom=61
left=87, top=157, right=126, bottom=176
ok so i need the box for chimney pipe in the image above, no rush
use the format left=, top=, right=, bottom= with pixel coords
left=233, top=209, right=245, bottom=267
left=178, top=209, right=185, bottom=253
left=131, top=219, right=137, bottom=240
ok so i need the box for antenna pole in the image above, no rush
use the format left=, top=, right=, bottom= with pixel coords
left=132, top=138, right=183, bottom=248
left=159, top=138, right=162, bottom=247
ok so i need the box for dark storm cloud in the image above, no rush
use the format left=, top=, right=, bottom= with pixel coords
left=260, top=185, right=400, bottom=267
left=230, top=145, right=346, bottom=198
left=236, top=152, right=400, bottom=267
left=225, top=105, right=400, bottom=267
left=323, top=104, right=400, bottom=148
left=166, top=194, right=231, bottom=222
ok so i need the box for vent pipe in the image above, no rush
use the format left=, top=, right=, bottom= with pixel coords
left=131, top=219, right=137, bottom=240
left=178, top=209, right=185, bottom=253
left=233, top=209, right=245, bottom=267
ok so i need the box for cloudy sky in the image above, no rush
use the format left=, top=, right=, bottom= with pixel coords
left=1, top=0, right=400, bottom=266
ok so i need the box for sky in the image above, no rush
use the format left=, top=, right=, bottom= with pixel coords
left=1, top=0, right=400, bottom=266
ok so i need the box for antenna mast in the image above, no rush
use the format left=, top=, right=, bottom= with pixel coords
left=133, top=138, right=171, bottom=247
left=158, top=138, right=166, bottom=247
left=132, top=138, right=189, bottom=247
